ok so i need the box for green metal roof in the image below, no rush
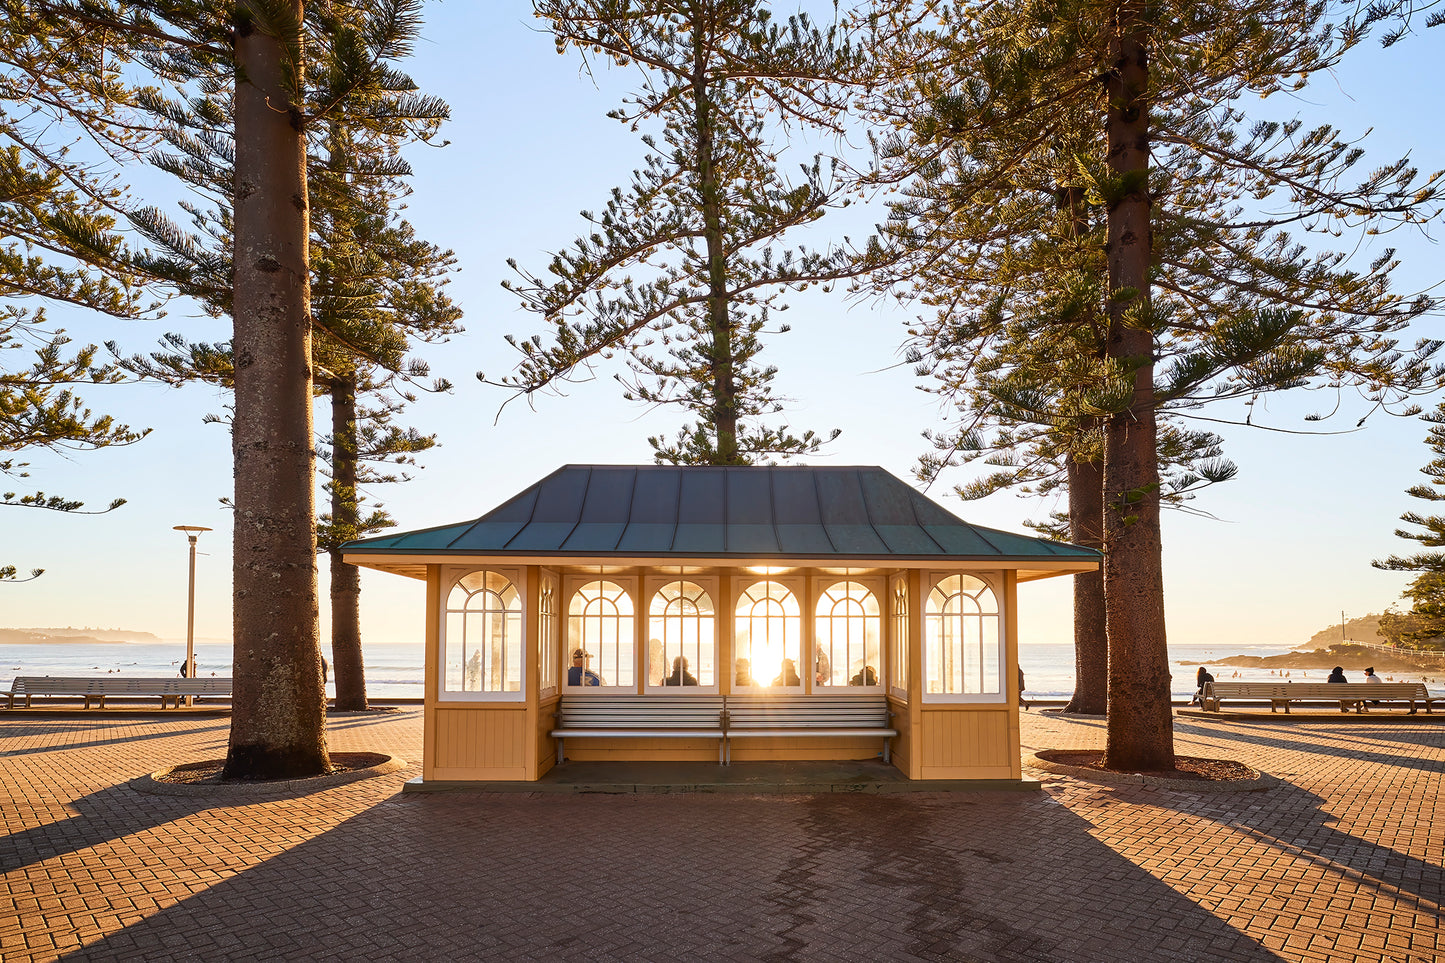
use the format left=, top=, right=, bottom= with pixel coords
left=342, top=465, right=1099, bottom=570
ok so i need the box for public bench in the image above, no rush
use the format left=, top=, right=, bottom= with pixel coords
left=551, top=695, right=727, bottom=763
left=723, top=694, right=897, bottom=763
left=549, top=693, right=899, bottom=765
left=1201, top=681, right=1435, bottom=714
left=2, top=676, right=233, bottom=710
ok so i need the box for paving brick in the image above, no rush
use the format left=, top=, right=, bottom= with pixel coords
left=0, top=709, right=1440, bottom=961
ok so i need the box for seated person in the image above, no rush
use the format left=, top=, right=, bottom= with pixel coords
left=734, top=657, right=754, bottom=688
left=1326, top=665, right=1358, bottom=712
left=567, top=648, right=602, bottom=686
left=848, top=665, right=878, bottom=687
left=662, top=655, right=699, bottom=686
left=771, top=658, right=802, bottom=687
left=1189, top=666, right=1213, bottom=706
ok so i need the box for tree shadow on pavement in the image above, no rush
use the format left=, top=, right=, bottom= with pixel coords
left=1173, top=719, right=1445, bottom=775
left=0, top=721, right=232, bottom=760
left=56, top=786, right=1286, bottom=963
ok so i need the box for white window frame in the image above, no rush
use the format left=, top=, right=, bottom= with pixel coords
left=644, top=575, right=720, bottom=694
left=889, top=574, right=909, bottom=701
left=538, top=569, right=559, bottom=697
left=563, top=575, right=639, bottom=693
left=809, top=575, right=885, bottom=691
left=731, top=575, right=805, bottom=692
left=922, top=571, right=1004, bottom=704
left=438, top=565, right=527, bottom=703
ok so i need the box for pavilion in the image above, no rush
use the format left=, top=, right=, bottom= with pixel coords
left=342, top=464, right=1099, bottom=784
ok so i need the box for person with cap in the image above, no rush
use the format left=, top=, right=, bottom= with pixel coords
left=568, top=649, right=602, bottom=686
left=1363, top=665, right=1382, bottom=707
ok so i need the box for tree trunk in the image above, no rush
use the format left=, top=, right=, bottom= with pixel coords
left=1101, top=1, right=1173, bottom=771
left=225, top=0, right=330, bottom=779
left=1064, top=450, right=1107, bottom=714
left=329, top=376, right=368, bottom=710
left=692, top=37, right=739, bottom=465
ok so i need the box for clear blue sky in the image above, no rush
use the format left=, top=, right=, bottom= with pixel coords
left=4, top=6, right=1441, bottom=651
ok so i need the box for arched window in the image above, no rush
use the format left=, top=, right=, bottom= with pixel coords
left=567, top=580, right=635, bottom=689
left=925, top=574, right=1001, bottom=700
left=444, top=570, right=523, bottom=696
left=814, top=581, right=881, bottom=688
left=647, top=580, right=715, bottom=689
left=734, top=580, right=801, bottom=689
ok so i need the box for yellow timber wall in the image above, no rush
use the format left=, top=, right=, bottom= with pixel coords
left=421, top=563, right=1025, bottom=782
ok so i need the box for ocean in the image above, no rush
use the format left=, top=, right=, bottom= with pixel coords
left=0, top=641, right=426, bottom=699
left=8, top=639, right=1420, bottom=701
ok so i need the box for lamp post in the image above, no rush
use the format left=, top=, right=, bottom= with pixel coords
left=174, top=526, right=212, bottom=701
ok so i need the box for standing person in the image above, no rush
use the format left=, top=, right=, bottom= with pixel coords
left=813, top=645, right=831, bottom=687
left=1190, top=666, right=1214, bottom=706
left=1018, top=666, right=1029, bottom=710
left=1326, top=665, right=1356, bottom=713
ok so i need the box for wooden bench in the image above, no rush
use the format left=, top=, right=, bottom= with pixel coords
left=2, top=676, right=233, bottom=709
left=551, top=695, right=727, bottom=764
left=1201, top=681, right=1435, bottom=714
left=723, top=694, right=897, bottom=763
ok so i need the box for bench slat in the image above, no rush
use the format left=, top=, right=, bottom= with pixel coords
left=4, top=676, right=233, bottom=709
left=1201, top=681, right=1434, bottom=713
left=549, top=693, right=899, bottom=765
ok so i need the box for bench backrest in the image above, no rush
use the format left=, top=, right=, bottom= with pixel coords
left=1205, top=681, right=1427, bottom=699
left=558, top=695, right=725, bottom=729
left=7, top=676, right=232, bottom=696
left=725, top=694, right=891, bottom=728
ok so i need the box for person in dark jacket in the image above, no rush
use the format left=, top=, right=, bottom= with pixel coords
left=1190, top=666, right=1214, bottom=706
left=568, top=649, right=602, bottom=687
left=1326, top=665, right=1357, bottom=712
left=662, top=656, right=699, bottom=686
left=771, top=658, right=802, bottom=687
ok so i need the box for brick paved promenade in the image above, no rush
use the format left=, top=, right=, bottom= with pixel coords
left=1, top=709, right=1439, bottom=962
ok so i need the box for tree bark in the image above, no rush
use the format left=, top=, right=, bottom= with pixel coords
left=225, top=0, right=330, bottom=779
left=329, top=376, right=368, bottom=710
left=692, top=31, right=740, bottom=465
left=1101, top=1, right=1174, bottom=771
left=1064, top=450, right=1107, bottom=714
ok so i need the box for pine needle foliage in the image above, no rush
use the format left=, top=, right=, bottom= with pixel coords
left=866, top=0, right=1445, bottom=768
left=30, top=0, right=455, bottom=776
left=491, top=0, right=876, bottom=465
left=1, top=3, right=169, bottom=580
left=1375, top=404, right=1445, bottom=649
left=106, top=0, right=459, bottom=710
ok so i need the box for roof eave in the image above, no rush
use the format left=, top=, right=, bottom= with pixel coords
left=343, top=549, right=1099, bottom=579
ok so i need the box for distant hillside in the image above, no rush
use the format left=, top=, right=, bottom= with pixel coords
left=1300, top=614, right=1387, bottom=650
left=0, top=627, right=162, bottom=644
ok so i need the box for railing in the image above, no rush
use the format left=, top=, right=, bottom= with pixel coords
left=1330, top=640, right=1445, bottom=662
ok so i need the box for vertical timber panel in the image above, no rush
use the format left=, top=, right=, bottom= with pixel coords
left=423, top=565, right=440, bottom=781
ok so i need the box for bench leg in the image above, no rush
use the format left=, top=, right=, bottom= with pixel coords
left=556, top=738, right=565, bottom=766
left=882, top=739, right=891, bottom=764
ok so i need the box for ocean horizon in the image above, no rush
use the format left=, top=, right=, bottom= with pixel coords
left=7, top=638, right=1430, bottom=700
